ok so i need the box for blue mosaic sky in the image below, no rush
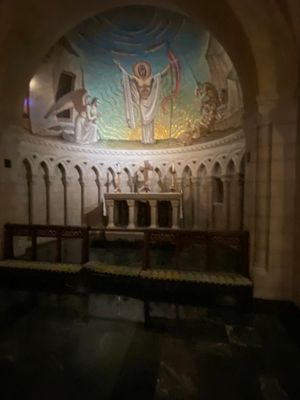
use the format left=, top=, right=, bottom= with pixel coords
left=66, top=6, right=211, bottom=141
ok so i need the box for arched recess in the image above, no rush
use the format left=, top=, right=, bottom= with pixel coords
left=120, top=167, right=132, bottom=193
left=107, top=167, right=116, bottom=193
left=152, top=167, right=163, bottom=193
left=84, top=166, right=101, bottom=226
left=182, top=165, right=193, bottom=228
left=22, top=159, right=33, bottom=224
left=0, top=1, right=298, bottom=304
left=53, top=163, right=66, bottom=225
left=162, top=166, right=175, bottom=193
left=37, top=161, right=49, bottom=224
left=2, top=0, right=298, bottom=133
left=73, top=165, right=84, bottom=225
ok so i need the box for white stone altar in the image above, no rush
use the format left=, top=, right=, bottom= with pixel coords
left=104, top=192, right=182, bottom=229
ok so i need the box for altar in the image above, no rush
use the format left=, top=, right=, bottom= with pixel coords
left=104, top=193, right=181, bottom=229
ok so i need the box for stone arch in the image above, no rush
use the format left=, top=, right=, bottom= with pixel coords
left=198, top=163, right=207, bottom=179
left=2, top=0, right=297, bottom=131
left=226, top=159, right=236, bottom=176
left=212, top=161, right=223, bottom=178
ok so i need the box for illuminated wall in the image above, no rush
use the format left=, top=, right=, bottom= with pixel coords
left=29, top=6, right=243, bottom=147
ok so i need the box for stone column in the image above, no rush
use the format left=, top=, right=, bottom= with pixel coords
left=171, top=200, right=179, bottom=229
left=127, top=199, right=135, bottom=229
left=149, top=200, right=157, bottom=228
left=221, top=175, right=230, bottom=230
left=106, top=199, right=115, bottom=229
left=198, top=177, right=208, bottom=230
left=79, top=177, right=85, bottom=225
left=206, top=177, right=213, bottom=229
left=244, top=97, right=298, bottom=301
left=176, top=177, right=183, bottom=225
left=99, top=177, right=107, bottom=227
left=28, top=174, right=37, bottom=224
left=61, top=176, right=68, bottom=225
left=46, top=175, right=55, bottom=225
left=31, top=173, right=44, bottom=224
left=64, top=176, right=76, bottom=225
left=229, top=174, right=243, bottom=230
left=191, top=177, right=199, bottom=229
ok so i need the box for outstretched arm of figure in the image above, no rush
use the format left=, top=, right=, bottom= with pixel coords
left=113, top=59, right=132, bottom=78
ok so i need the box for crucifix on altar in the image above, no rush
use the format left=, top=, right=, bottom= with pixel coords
left=139, top=160, right=153, bottom=192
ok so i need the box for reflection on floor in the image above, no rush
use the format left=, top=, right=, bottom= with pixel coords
left=0, top=290, right=299, bottom=399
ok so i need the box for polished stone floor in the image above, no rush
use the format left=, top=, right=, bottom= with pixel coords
left=0, top=289, right=299, bottom=400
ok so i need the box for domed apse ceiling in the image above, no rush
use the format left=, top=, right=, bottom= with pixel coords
left=28, top=6, right=243, bottom=148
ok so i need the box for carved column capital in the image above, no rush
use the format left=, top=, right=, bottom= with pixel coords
left=171, top=199, right=179, bottom=208
left=148, top=199, right=157, bottom=207
left=47, top=175, right=56, bottom=185
left=30, top=174, right=38, bottom=185
left=126, top=199, right=135, bottom=207
left=106, top=199, right=114, bottom=207
left=220, top=175, right=231, bottom=184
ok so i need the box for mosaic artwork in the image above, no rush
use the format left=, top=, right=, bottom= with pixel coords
left=29, top=6, right=243, bottom=147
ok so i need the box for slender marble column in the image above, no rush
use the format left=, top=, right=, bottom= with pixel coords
left=198, top=177, right=208, bottom=229
left=30, top=174, right=38, bottom=224
left=171, top=200, right=179, bottom=229
left=191, top=177, right=199, bottom=229
left=221, top=175, right=230, bottom=230
left=79, top=177, right=85, bottom=225
left=229, top=174, right=243, bottom=230
left=176, top=177, right=184, bottom=224
left=99, top=177, right=107, bottom=227
left=63, top=176, right=74, bottom=225
left=206, top=177, right=213, bottom=229
left=127, top=199, right=135, bottom=229
left=106, top=199, right=115, bottom=228
left=46, top=175, right=55, bottom=225
left=149, top=200, right=157, bottom=228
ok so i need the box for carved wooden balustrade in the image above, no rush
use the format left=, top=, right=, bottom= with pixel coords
left=144, top=229, right=250, bottom=277
left=4, top=223, right=90, bottom=264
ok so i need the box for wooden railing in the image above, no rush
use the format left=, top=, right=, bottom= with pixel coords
left=144, top=229, right=250, bottom=277
left=4, top=223, right=90, bottom=264
left=3, top=224, right=249, bottom=277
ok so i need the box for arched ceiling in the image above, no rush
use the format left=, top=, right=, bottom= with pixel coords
left=0, top=0, right=298, bottom=129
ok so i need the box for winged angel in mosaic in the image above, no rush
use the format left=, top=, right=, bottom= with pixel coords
left=45, top=89, right=101, bottom=145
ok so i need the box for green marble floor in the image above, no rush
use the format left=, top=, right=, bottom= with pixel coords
left=0, top=290, right=299, bottom=400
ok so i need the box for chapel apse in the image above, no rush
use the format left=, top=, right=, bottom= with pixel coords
left=27, top=6, right=243, bottom=148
